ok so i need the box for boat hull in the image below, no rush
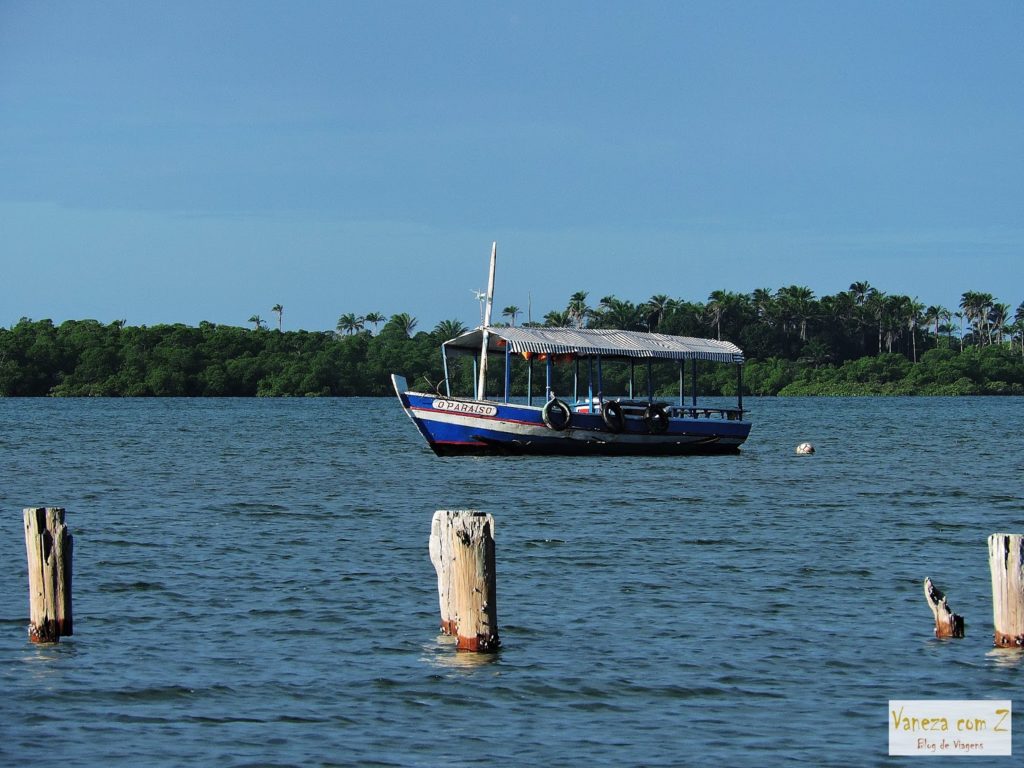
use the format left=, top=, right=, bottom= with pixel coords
left=393, top=376, right=751, bottom=457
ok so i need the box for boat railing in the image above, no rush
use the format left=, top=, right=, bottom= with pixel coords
left=667, top=405, right=745, bottom=421
left=572, top=397, right=744, bottom=421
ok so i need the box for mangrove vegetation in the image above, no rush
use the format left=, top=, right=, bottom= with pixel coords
left=1, top=284, right=1022, bottom=397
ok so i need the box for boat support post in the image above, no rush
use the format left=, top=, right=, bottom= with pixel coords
left=691, top=360, right=698, bottom=407
left=736, top=363, right=744, bottom=414
left=678, top=360, right=684, bottom=407
left=504, top=345, right=511, bottom=404
left=527, top=358, right=533, bottom=407
left=587, top=357, right=594, bottom=407
left=442, top=346, right=451, bottom=397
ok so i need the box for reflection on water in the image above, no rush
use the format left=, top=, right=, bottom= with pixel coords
left=13, top=640, right=81, bottom=694
left=19, top=644, right=75, bottom=662
left=985, top=647, right=1024, bottom=669
left=422, top=634, right=502, bottom=670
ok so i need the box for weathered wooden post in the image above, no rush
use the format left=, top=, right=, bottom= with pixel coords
left=429, top=510, right=499, bottom=652
left=23, top=507, right=73, bottom=643
left=923, top=577, right=964, bottom=638
left=989, top=533, right=1024, bottom=647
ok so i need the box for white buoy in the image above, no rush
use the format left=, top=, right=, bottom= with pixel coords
left=795, top=442, right=815, bottom=455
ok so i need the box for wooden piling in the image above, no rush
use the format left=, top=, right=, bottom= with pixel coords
left=923, top=577, right=964, bottom=638
left=989, top=533, right=1024, bottom=647
left=23, top=507, right=73, bottom=643
left=429, top=510, right=499, bottom=652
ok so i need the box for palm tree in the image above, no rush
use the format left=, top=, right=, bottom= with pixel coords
left=775, top=286, right=816, bottom=342
left=822, top=291, right=856, bottom=346
left=248, top=315, right=265, bottom=331
left=954, top=311, right=965, bottom=351
left=989, top=302, right=1011, bottom=344
left=502, top=305, right=521, bottom=327
left=960, top=291, right=995, bottom=346
left=880, top=295, right=907, bottom=354
left=705, top=290, right=731, bottom=340
left=924, top=305, right=941, bottom=340
left=594, top=298, right=645, bottom=330
left=644, top=294, right=675, bottom=332
left=959, top=292, right=978, bottom=345
left=336, top=313, right=365, bottom=336
left=939, top=306, right=953, bottom=344
left=566, top=291, right=590, bottom=328
left=849, top=281, right=879, bottom=353
left=904, top=297, right=925, bottom=362
left=978, top=292, right=995, bottom=344
left=923, top=304, right=951, bottom=349
left=864, top=289, right=887, bottom=354
left=271, top=304, right=283, bottom=331
left=588, top=295, right=616, bottom=328
left=390, top=312, right=418, bottom=338
left=848, top=281, right=874, bottom=307
left=1014, top=302, right=1024, bottom=358
left=433, top=319, right=468, bottom=339
left=751, top=288, right=775, bottom=323
left=543, top=309, right=572, bottom=327
left=960, top=292, right=982, bottom=346
left=364, top=312, right=386, bottom=334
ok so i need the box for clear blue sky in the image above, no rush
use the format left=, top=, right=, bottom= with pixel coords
left=1, top=1, right=1021, bottom=333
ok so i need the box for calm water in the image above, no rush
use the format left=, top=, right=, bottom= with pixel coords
left=1, top=397, right=1023, bottom=766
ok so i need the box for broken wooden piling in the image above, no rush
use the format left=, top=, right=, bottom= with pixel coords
left=923, top=577, right=964, bottom=638
left=23, top=507, right=73, bottom=643
left=429, top=510, right=499, bottom=652
left=989, top=533, right=1024, bottom=647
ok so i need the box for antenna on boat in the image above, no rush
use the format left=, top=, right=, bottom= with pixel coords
left=476, top=241, right=497, bottom=400
left=471, top=289, right=486, bottom=324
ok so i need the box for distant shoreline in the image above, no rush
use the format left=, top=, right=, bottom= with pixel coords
left=1, top=318, right=1021, bottom=398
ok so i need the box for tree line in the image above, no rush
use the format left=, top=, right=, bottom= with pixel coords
left=0, top=283, right=1021, bottom=397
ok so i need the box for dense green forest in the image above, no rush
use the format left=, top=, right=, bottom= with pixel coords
left=1, top=283, right=1022, bottom=397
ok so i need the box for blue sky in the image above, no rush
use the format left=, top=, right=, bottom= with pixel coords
left=1, top=1, right=1021, bottom=333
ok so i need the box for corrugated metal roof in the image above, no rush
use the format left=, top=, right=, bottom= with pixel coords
left=443, top=326, right=745, bottom=364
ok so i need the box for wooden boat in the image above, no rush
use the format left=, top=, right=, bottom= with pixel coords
left=392, top=244, right=752, bottom=456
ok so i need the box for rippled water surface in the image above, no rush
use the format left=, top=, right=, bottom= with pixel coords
left=2, top=397, right=1023, bottom=766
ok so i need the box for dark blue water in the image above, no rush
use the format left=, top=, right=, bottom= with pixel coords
left=1, top=397, right=1023, bottom=766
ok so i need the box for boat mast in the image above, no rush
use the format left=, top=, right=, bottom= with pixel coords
left=477, top=241, right=497, bottom=400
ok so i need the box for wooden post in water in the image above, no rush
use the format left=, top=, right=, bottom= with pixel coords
left=429, top=510, right=499, bottom=652
left=23, top=507, right=73, bottom=643
left=923, top=577, right=964, bottom=638
left=989, top=533, right=1024, bottom=647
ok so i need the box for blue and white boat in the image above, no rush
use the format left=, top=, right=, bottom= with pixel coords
left=392, top=244, right=752, bottom=456
left=392, top=325, right=751, bottom=456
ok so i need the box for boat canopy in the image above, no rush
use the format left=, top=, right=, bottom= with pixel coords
left=443, top=326, right=745, bottom=364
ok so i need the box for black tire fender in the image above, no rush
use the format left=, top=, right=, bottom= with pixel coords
left=601, top=400, right=625, bottom=433
left=541, top=398, right=572, bottom=431
left=644, top=403, right=670, bottom=434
